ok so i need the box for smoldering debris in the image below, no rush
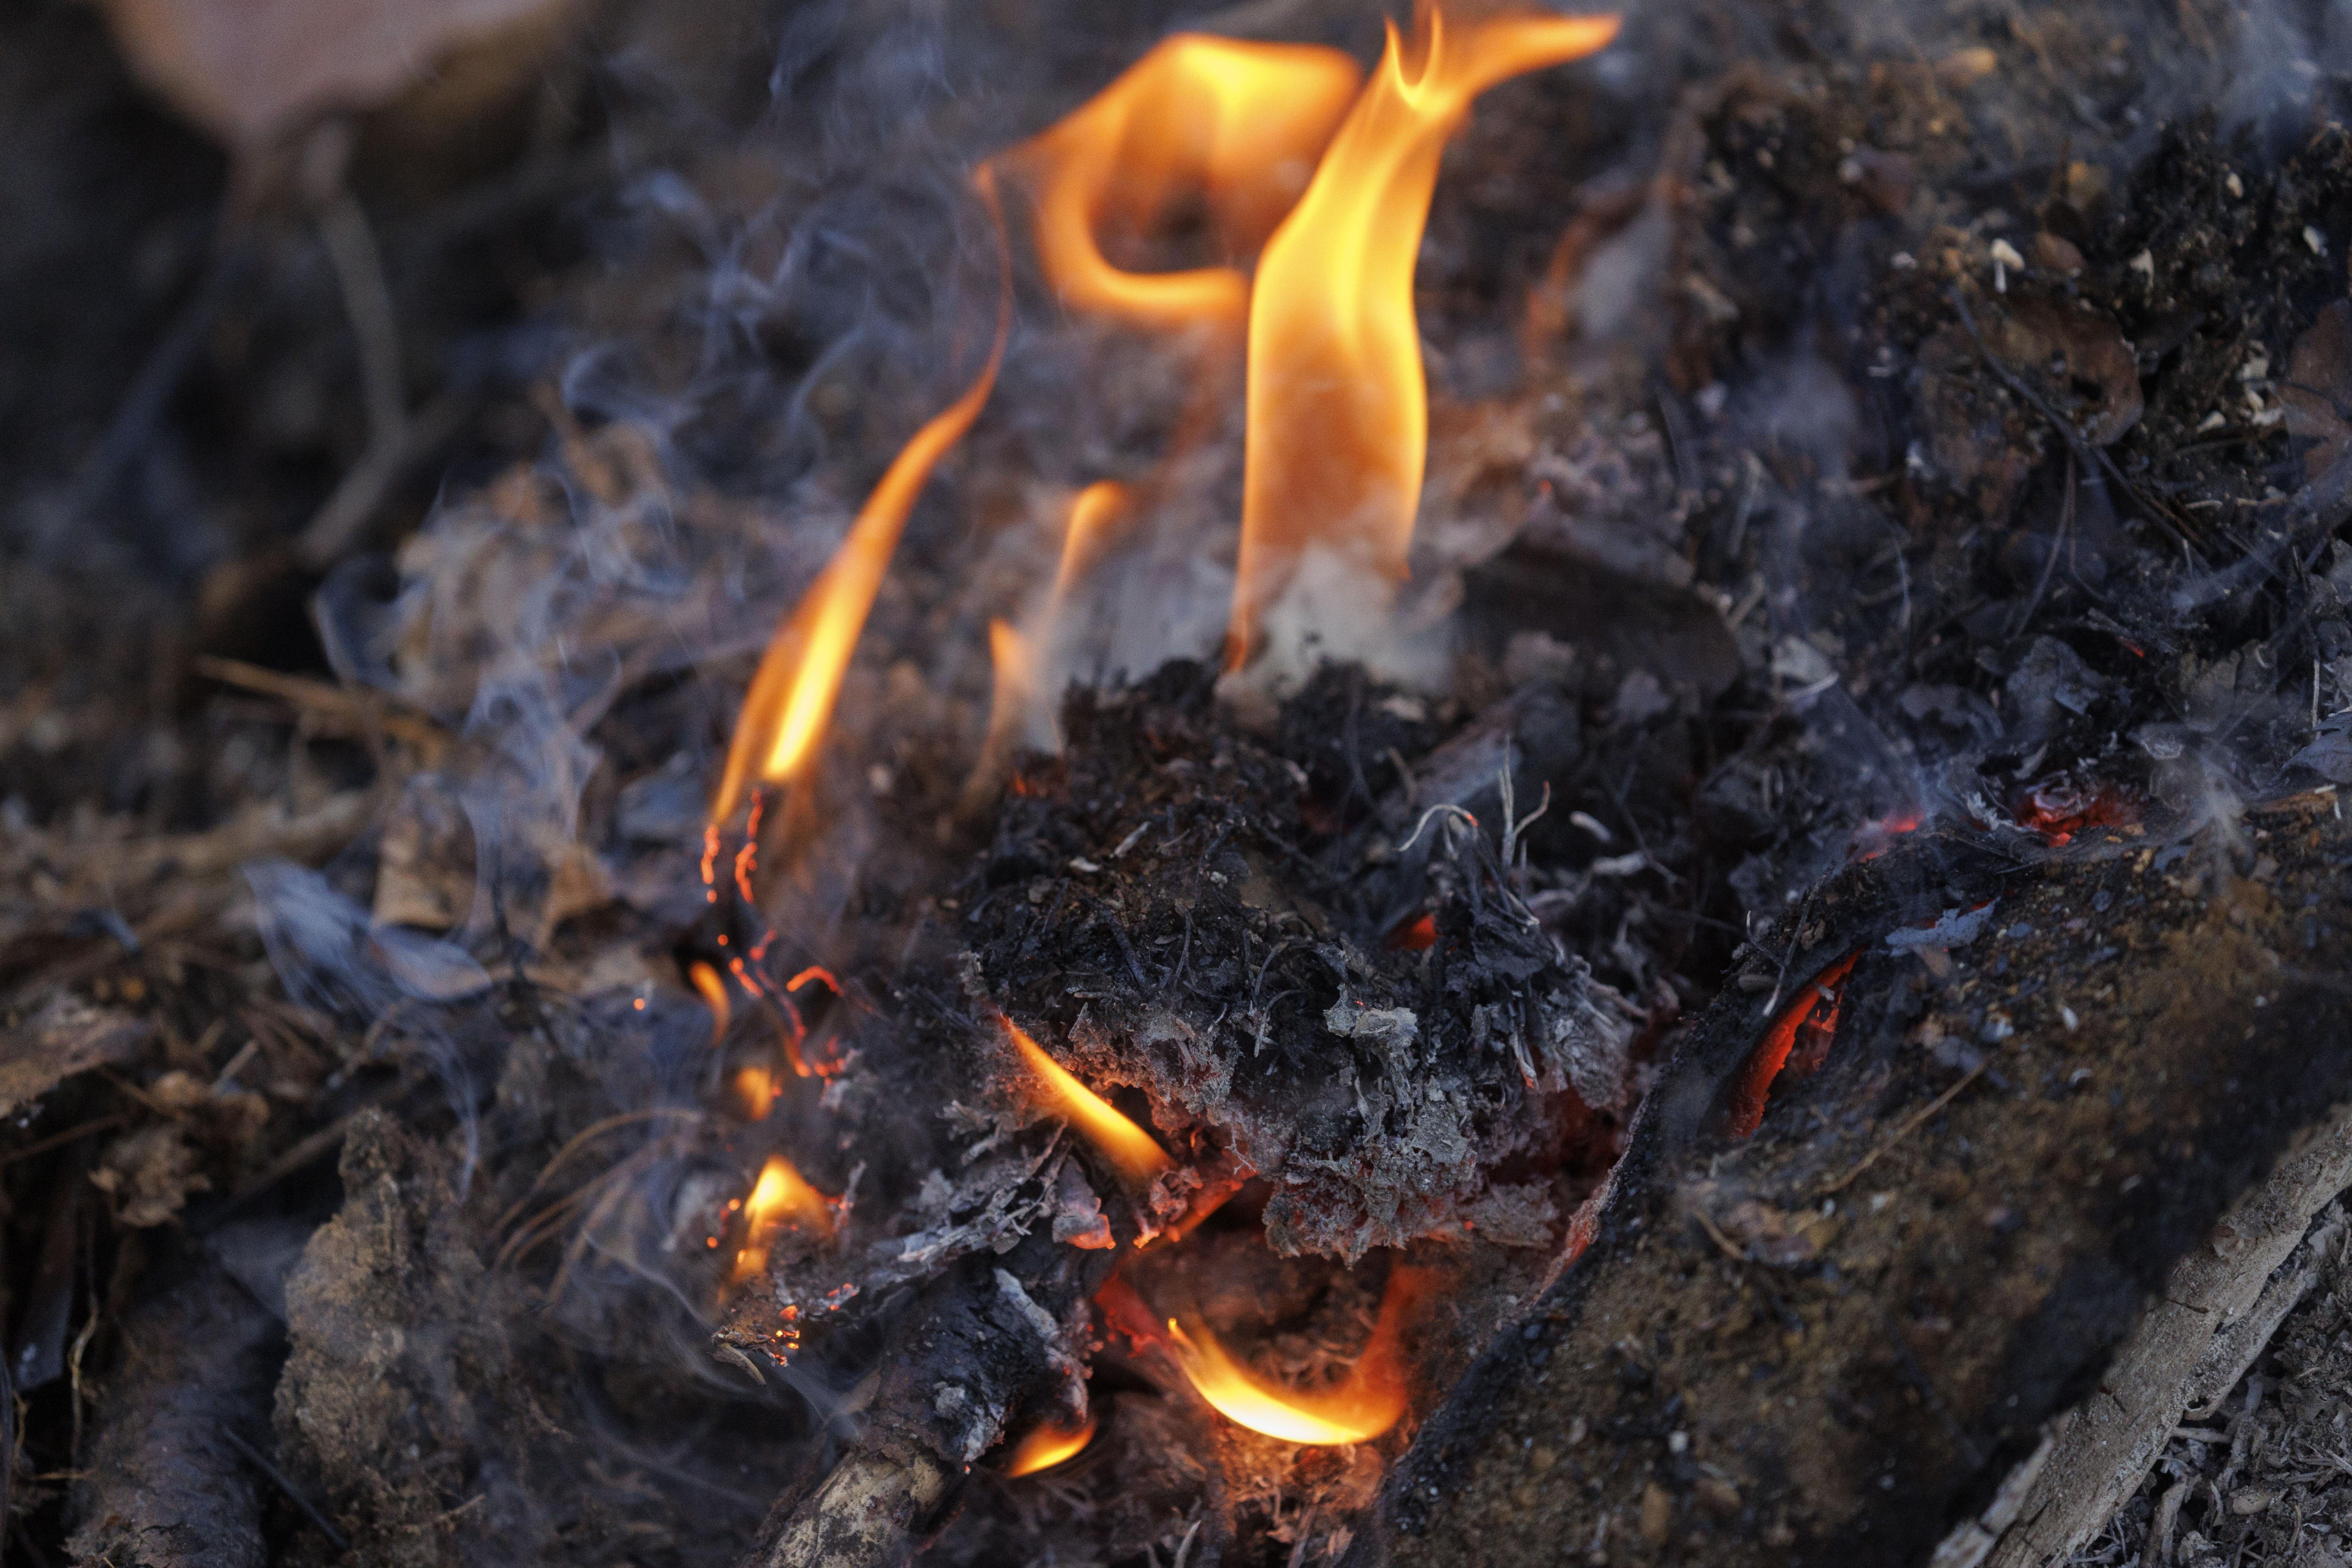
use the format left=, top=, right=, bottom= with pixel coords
left=962, top=661, right=1638, bottom=1264
left=15, top=0, right=2352, bottom=1566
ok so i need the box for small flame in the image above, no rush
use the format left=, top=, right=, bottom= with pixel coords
left=1004, top=1412, right=1099, bottom=1476
left=1227, top=5, right=1619, bottom=666
left=971, top=481, right=1132, bottom=799
left=1051, top=479, right=1128, bottom=612
left=1011, top=35, right=1362, bottom=333
left=971, top=617, right=1043, bottom=804
left=731, top=1153, right=834, bottom=1282
left=734, top=1066, right=779, bottom=1121
left=710, top=174, right=1012, bottom=826
left=1003, top=1017, right=1171, bottom=1185
left=688, top=960, right=731, bottom=1042
left=1165, top=1269, right=1424, bottom=1445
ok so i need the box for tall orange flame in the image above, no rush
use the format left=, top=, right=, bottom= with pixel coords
left=1010, top=36, right=1362, bottom=334
left=1227, top=5, right=1620, bottom=666
left=1002, top=1017, right=1170, bottom=1185
left=1166, top=1268, right=1425, bottom=1444
left=1004, top=1411, right=1098, bottom=1476
left=731, top=1153, right=834, bottom=1282
left=710, top=172, right=1013, bottom=826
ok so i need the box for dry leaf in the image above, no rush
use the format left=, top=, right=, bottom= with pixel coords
left=98, top=0, right=572, bottom=148
left=0, top=991, right=149, bottom=1119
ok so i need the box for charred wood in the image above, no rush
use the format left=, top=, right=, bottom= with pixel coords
left=1352, top=796, right=2352, bottom=1566
left=67, top=1248, right=279, bottom=1568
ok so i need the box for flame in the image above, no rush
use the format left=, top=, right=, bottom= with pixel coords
left=1051, top=479, right=1128, bottom=611
left=1004, top=1412, right=1098, bottom=1476
left=731, top=1153, right=834, bottom=1282
left=971, top=482, right=1132, bottom=798
left=971, top=616, right=1044, bottom=803
left=1166, top=1268, right=1424, bottom=1444
left=734, top=1066, right=779, bottom=1121
left=689, top=960, right=731, bottom=1042
left=1722, top=952, right=1859, bottom=1139
left=1227, top=5, right=1620, bottom=666
left=710, top=173, right=1012, bottom=826
left=1011, top=36, right=1362, bottom=333
left=1003, top=1017, right=1171, bottom=1185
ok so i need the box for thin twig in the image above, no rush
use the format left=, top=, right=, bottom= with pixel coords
left=195, top=655, right=449, bottom=759
left=1819, top=1060, right=1990, bottom=1195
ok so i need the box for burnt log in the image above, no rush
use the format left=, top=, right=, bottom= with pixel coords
left=1348, top=791, right=2352, bottom=1566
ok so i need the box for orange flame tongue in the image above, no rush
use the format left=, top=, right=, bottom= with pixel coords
left=1228, top=5, right=1620, bottom=666
left=1012, top=35, right=1362, bottom=333
left=1003, top=1017, right=1171, bottom=1186
left=731, top=1153, right=834, bottom=1282
left=709, top=173, right=1012, bottom=826
left=1166, top=1267, right=1425, bottom=1444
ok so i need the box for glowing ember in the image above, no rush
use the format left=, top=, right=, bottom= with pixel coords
left=1722, top=952, right=1859, bottom=1140
left=2016, top=775, right=2139, bottom=846
left=1227, top=4, right=1619, bottom=666
left=1165, top=1269, right=1423, bottom=1444
left=1009, top=35, right=1361, bottom=333
left=1003, top=1411, right=1098, bottom=1476
left=1383, top=911, right=1438, bottom=951
left=709, top=175, right=1012, bottom=826
left=731, top=1153, right=834, bottom=1283
left=1851, top=810, right=1922, bottom=861
left=1002, top=1017, right=1171, bottom=1186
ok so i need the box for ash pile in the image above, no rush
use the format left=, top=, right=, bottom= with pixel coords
left=12, top=0, right=2352, bottom=1567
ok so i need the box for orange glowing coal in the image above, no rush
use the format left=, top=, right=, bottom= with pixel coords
left=731, top=1153, right=834, bottom=1282
left=1009, top=36, right=1361, bottom=334
left=1003, top=1411, right=1098, bottom=1476
left=1166, top=1268, right=1425, bottom=1444
left=1723, top=951, right=1859, bottom=1140
left=1228, top=4, right=1619, bottom=667
left=709, top=174, right=1012, bottom=827
left=1002, top=1017, right=1171, bottom=1186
